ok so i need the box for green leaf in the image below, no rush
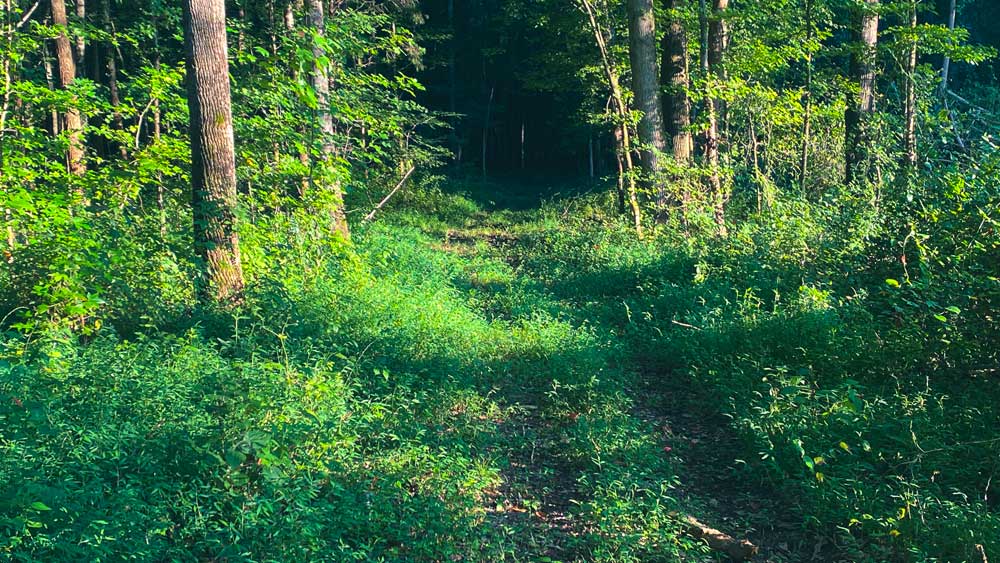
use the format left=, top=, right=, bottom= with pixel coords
left=225, top=449, right=247, bottom=469
left=802, top=455, right=815, bottom=471
left=29, top=502, right=51, bottom=511
left=886, top=279, right=900, bottom=288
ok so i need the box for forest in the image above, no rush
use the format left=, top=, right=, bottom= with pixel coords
left=1, top=0, right=998, bottom=560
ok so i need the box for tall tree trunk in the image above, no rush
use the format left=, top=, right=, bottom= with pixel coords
left=580, top=0, right=642, bottom=236
left=520, top=119, right=526, bottom=170
left=51, top=0, right=86, bottom=175
left=1, top=0, right=14, bottom=142
left=845, top=0, right=879, bottom=185
left=799, top=0, right=813, bottom=194
left=102, top=0, right=124, bottom=157
left=447, top=0, right=460, bottom=161
left=627, top=0, right=669, bottom=213
left=237, top=1, right=246, bottom=55
left=661, top=0, right=692, bottom=214
left=707, top=0, right=729, bottom=128
left=183, top=0, right=245, bottom=303
left=307, top=0, right=349, bottom=238
left=939, top=0, right=955, bottom=98
left=482, top=85, right=494, bottom=176
left=74, top=0, right=85, bottom=67
left=701, top=0, right=728, bottom=236
left=614, top=125, right=627, bottom=213
left=43, top=41, right=58, bottom=135
left=2, top=0, right=16, bottom=261
left=902, top=0, right=917, bottom=180
left=284, top=0, right=310, bottom=197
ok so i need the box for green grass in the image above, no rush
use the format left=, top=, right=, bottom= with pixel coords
left=0, top=185, right=703, bottom=562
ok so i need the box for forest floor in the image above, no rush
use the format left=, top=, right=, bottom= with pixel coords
left=402, top=177, right=818, bottom=562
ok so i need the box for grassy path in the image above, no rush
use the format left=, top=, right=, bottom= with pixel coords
left=399, top=181, right=810, bottom=562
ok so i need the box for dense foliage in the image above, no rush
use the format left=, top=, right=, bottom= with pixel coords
left=1, top=0, right=998, bottom=561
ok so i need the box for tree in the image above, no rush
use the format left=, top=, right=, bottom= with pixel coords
left=627, top=0, right=670, bottom=213
left=183, top=0, right=245, bottom=303
left=102, top=0, right=125, bottom=157
left=799, top=0, right=814, bottom=193
left=700, top=0, right=728, bottom=236
left=845, top=0, right=879, bottom=185
left=661, top=0, right=693, bottom=210
left=580, top=0, right=643, bottom=236
left=939, top=0, right=956, bottom=98
left=307, top=0, right=349, bottom=239
left=902, top=0, right=918, bottom=179
left=50, top=0, right=86, bottom=176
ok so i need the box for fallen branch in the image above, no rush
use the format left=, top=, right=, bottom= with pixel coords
left=671, top=319, right=702, bottom=331
left=685, top=515, right=759, bottom=561
left=16, top=1, right=41, bottom=31
left=363, top=166, right=415, bottom=223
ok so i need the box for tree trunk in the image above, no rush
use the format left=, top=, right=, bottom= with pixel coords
left=102, top=0, right=124, bottom=157
left=284, top=0, right=310, bottom=197
left=183, top=0, right=245, bottom=303
left=662, top=0, right=692, bottom=215
left=614, top=126, right=627, bottom=213
left=2, top=0, right=16, bottom=261
left=447, top=0, right=460, bottom=161
left=520, top=119, right=526, bottom=170
left=43, top=41, right=59, bottom=135
left=307, top=0, right=349, bottom=238
left=939, top=0, right=955, bottom=98
left=902, top=0, right=917, bottom=180
left=799, top=0, right=813, bottom=194
left=482, top=85, right=494, bottom=176
left=707, top=0, right=729, bottom=124
left=74, top=0, right=85, bottom=67
left=50, top=0, right=86, bottom=175
left=580, top=0, right=642, bottom=236
left=845, top=0, right=879, bottom=185
left=627, top=0, right=669, bottom=212
left=701, top=0, right=728, bottom=236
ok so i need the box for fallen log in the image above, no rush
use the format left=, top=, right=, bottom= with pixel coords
left=685, top=515, right=759, bottom=561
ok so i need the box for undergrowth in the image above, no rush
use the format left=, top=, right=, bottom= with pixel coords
left=3, top=168, right=998, bottom=561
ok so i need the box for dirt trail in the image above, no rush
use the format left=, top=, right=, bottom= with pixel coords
left=633, top=367, right=817, bottom=562
left=439, top=196, right=815, bottom=562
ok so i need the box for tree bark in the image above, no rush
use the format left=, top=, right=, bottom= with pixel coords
left=662, top=0, right=691, bottom=165
left=799, top=0, right=813, bottom=194
left=447, top=0, right=460, bottom=161
left=902, top=0, right=917, bottom=180
left=307, top=0, right=349, bottom=238
left=627, top=0, right=670, bottom=212
left=50, top=0, right=86, bottom=175
left=102, top=0, right=124, bottom=157
left=183, top=0, right=245, bottom=303
left=2, top=0, right=17, bottom=261
left=74, top=0, right=85, bottom=67
left=939, top=0, right=955, bottom=99
left=661, top=0, right=692, bottom=215
left=845, top=0, right=879, bottom=185
left=701, top=0, right=728, bottom=236
left=482, top=85, right=494, bottom=176
left=43, top=40, right=59, bottom=135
